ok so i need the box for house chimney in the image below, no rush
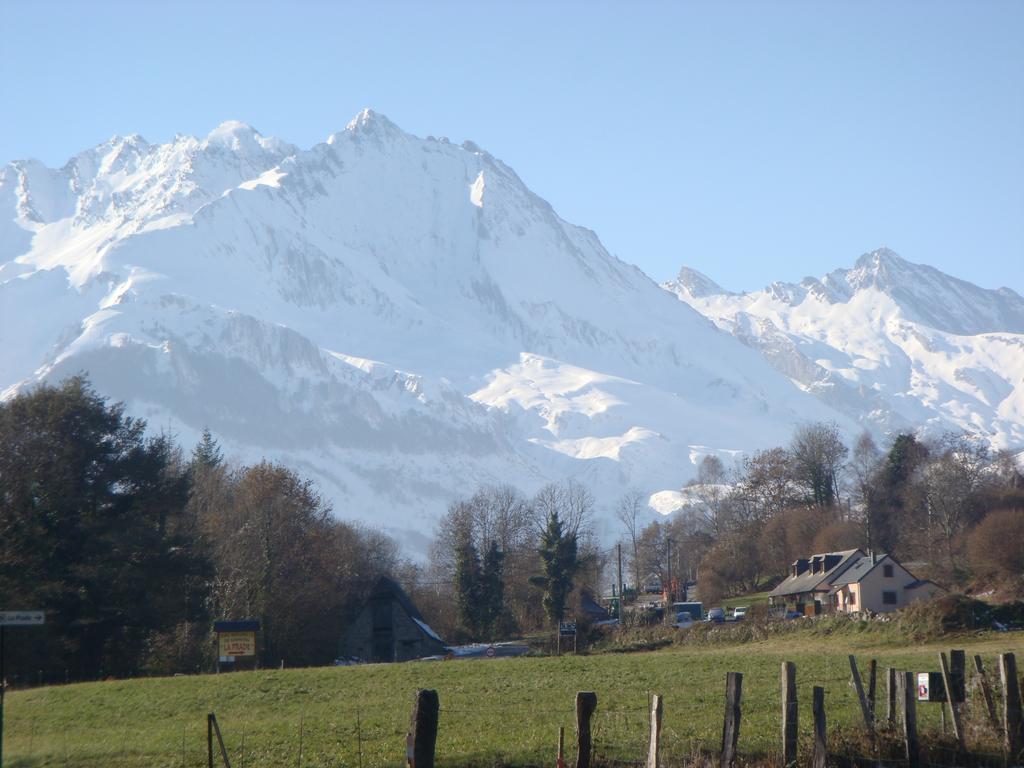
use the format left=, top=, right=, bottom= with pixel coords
left=870, top=550, right=876, bottom=565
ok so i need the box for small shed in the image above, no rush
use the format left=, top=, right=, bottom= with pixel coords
left=339, top=576, right=447, bottom=663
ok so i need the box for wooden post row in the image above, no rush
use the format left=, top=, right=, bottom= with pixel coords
left=575, top=691, right=597, bottom=768
left=938, top=651, right=964, bottom=751
left=781, top=661, right=797, bottom=768
left=811, top=686, right=826, bottom=768
left=646, top=694, right=663, bottom=768
left=1001, top=653, right=1023, bottom=761
left=901, top=672, right=919, bottom=768
left=721, top=672, right=742, bottom=768
left=410, top=689, right=439, bottom=768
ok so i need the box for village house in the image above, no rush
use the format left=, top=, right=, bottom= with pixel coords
left=768, top=549, right=865, bottom=614
left=829, top=552, right=943, bottom=614
left=769, top=549, right=942, bottom=615
left=339, top=576, right=447, bottom=663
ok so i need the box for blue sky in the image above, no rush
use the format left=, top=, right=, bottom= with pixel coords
left=2, top=1, right=1022, bottom=293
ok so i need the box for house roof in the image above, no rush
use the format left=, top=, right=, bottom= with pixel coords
left=831, top=554, right=891, bottom=587
left=364, top=576, right=445, bottom=644
left=768, top=549, right=864, bottom=598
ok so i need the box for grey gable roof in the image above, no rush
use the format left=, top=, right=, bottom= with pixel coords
left=831, top=554, right=891, bottom=588
left=768, top=549, right=865, bottom=598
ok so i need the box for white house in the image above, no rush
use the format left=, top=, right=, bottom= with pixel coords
left=829, top=553, right=943, bottom=614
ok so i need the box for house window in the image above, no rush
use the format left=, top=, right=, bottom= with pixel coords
left=883, top=565, right=894, bottom=577
left=883, top=591, right=897, bottom=605
left=849, top=592, right=856, bottom=606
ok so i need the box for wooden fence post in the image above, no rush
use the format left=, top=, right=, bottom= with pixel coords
left=781, top=662, right=797, bottom=767
left=848, top=655, right=875, bottom=738
left=901, top=672, right=919, bottom=768
left=950, top=649, right=966, bottom=705
left=886, top=667, right=897, bottom=725
left=410, top=689, right=439, bottom=768
left=557, top=726, right=565, bottom=768
left=938, top=651, right=964, bottom=751
left=206, top=713, right=231, bottom=768
left=647, top=694, right=663, bottom=768
left=720, top=672, right=743, bottom=768
left=575, top=692, right=597, bottom=768
left=867, top=659, right=877, bottom=721
left=811, top=686, right=826, bottom=768
left=973, top=654, right=1000, bottom=733
left=1000, top=653, right=1022, bottom=761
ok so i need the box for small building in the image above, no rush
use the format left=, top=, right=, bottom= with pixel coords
left=829, top=553, right=943, bottom=614
left=579, top=590, right=611, bottom=622
left=339, top=576, right=446, bottom=663
left=767, top=549, right=865, bottom=613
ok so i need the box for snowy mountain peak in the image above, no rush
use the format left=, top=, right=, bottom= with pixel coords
left=665, top=266, right=730, bottom=299
left=343, top=107, right=399, bottom=135
left=1, top=112, right=866, bottom=545
left=664, top=250, right=1024, bottom=451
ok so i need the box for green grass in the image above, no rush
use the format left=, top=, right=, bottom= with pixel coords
left=3, top=628, right=1021, bottom=767
left=719, top=591, right=773, bottom=611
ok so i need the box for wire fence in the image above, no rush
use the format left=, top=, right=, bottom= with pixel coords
left=1, top=652, right=1019, bottom=767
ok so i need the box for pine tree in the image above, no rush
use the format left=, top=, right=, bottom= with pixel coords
left=480, top=540, right=504, bottom=640
left=191, top=427, right=223, bottom=470
left=454, top=538, right=483, bottom=637
left=531, top=511, right=578, bottom=626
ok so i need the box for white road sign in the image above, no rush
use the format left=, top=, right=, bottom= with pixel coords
left=0, top=611, right=45, bottom=626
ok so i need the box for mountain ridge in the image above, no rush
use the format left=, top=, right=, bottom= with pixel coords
left=1, top=111, right=865, bottom=548
left=664, top=248, right=1024, bottom=449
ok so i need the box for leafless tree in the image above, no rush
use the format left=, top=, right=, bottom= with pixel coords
left=615, top=488, right=646, bottom=592
left=789, top=421, right=849, bottom=508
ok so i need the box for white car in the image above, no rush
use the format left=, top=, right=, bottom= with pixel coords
left=733, top=606, right=749, bottom=620
left=673, top=611, right=695, bottom=629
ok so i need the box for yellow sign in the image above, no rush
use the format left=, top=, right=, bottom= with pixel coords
left=218, top=631, right=256, bottom=657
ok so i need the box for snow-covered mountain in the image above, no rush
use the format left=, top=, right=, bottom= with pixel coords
left=1, top=110, right=863, bottom=548
left=664, top=248, right=1024, bottom=449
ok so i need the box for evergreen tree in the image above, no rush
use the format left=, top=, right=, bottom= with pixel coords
left=531, top=511, right=578, bottom=626
left=480, top=540, right=504, bottom=639
left=454, top=538, right=482, bottom=637
left=0, top=376, right=203, bottom=678
left=191, top=427, right=223, bottom=470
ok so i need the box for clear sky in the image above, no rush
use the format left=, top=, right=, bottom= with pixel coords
left=2, top=1, right=1022, bottom=294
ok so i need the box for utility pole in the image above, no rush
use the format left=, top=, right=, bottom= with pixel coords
left=617, top=543, right=623, bottom=602
left=666, top=537, right=673, bottom=604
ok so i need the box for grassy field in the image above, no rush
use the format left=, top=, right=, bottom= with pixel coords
left=719, top=591, right=773, bottom=612
left=3, top=625, right=1022, bottom=768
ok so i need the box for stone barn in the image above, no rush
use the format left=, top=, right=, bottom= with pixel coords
left=339, top=576, right=447, bottom=663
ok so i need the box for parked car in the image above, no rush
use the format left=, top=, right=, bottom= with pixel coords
left=673, top=611, right=695, bottom=629
left=706, top=607, right=725, bottom=623
left=732, top=606, right=748, bottom=620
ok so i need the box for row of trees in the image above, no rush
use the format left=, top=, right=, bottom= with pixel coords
left=614, top=423, right=1024, bottom=605
left=420, top=482, right=602, bottom=643
left=4, top=378, right=1020, bottom=675
left=0, top=378, right=404, bottom=679
left=0, top=377, right=607, bottom=678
